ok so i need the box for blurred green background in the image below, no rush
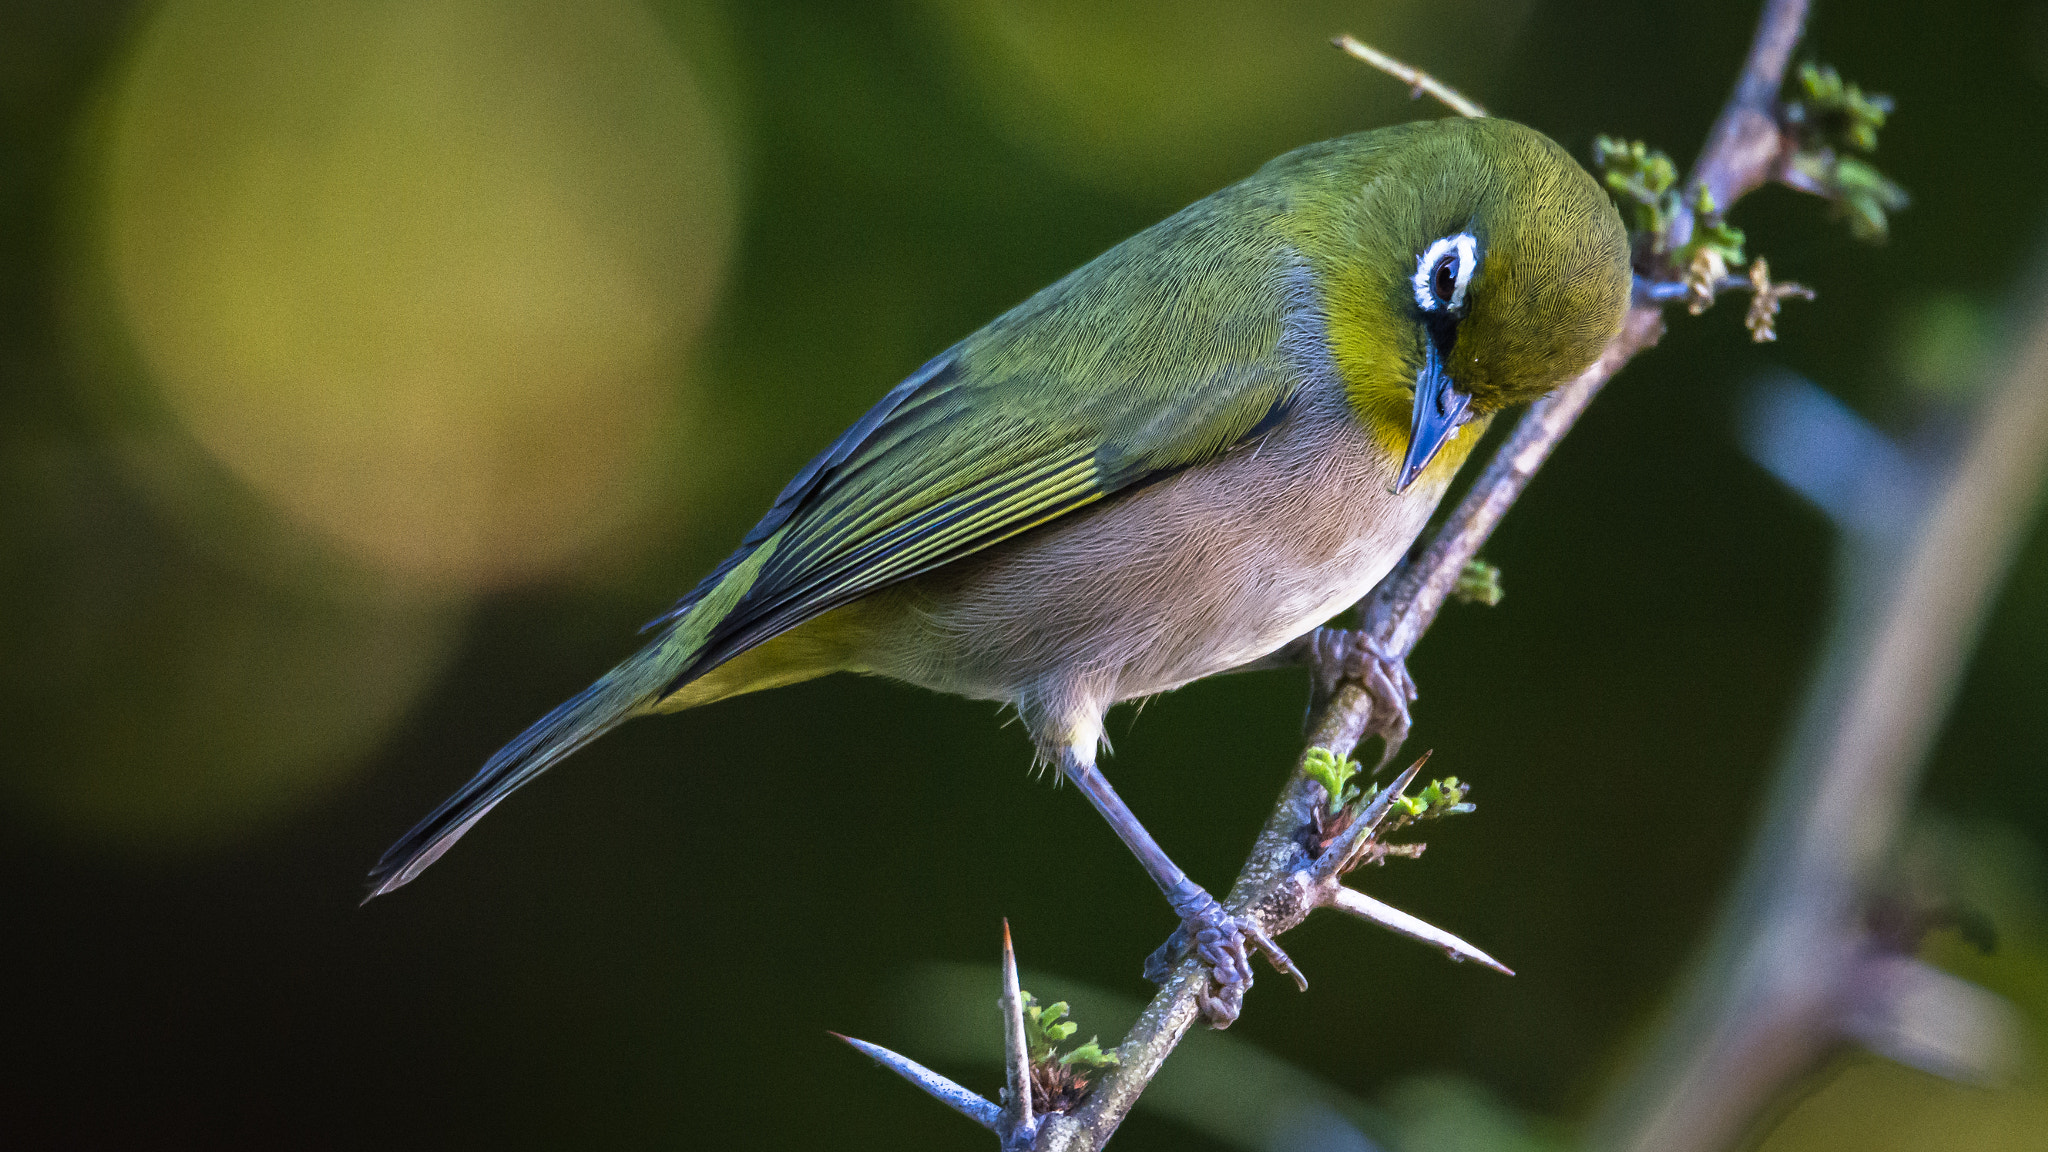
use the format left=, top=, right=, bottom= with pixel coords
left=4, top=0, right=2048, bottom=1148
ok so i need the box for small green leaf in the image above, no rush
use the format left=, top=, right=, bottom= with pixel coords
left=1593, top=135, right=1683, bottom=251
left=1452, top=559, right=1504, bottom=607
left=1417, top=777, right=1474, bottom=819
left=1833, top=157, right=1911, bottom=241
left=1304, top=747, right=1362, bottom=815
left=1790, top=62, right=1893, bottom=154
left=1022, top=993, right=1119, bottom=1077
left=1058, top=1039, right=1120, bottom=1070
left=1672, top=183, right=1746, bottom=272
left=1022, top=994, right=1073, bottom=1062
left=1782, top=61, right=1907, bottom=242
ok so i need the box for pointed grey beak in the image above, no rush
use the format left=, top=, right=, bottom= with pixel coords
left=1396, top=341, right=1471, bottom=493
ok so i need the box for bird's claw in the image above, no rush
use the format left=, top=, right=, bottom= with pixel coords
left=1309, top=628, right=1417, bottom=768
left=1144, top=892, right=1305, bottom=1028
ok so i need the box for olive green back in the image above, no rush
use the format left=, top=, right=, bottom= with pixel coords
left=654, top=118, right=1628, bottom=685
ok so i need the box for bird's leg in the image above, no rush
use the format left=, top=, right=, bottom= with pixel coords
left=1305, top=628, right=1417, bottom=769
left=1056, top=744, right=1301, bottom=1028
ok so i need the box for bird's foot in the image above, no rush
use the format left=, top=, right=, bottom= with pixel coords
left=1308, top=628, right=1417, bottom=768
left=1144, top=886, right=1304, bottom=1028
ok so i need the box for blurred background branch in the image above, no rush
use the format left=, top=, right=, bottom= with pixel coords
left=1591, top=218, right=2048, bottom=1152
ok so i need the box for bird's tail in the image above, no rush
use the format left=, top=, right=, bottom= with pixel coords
left=364, top=631, right=688, bottom=899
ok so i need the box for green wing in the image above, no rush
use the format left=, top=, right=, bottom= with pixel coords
left=366, top=136, right=1389, bottom=896
left=655, top=194, right=1315, bottom=690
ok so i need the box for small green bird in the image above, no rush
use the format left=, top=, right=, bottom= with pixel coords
left=369, top=116, right=1629, bottom=1022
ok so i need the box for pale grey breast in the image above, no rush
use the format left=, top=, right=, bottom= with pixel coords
left=841, top=251, right=1451, bottom=751
left=850, top=389, right=1445, bottom=749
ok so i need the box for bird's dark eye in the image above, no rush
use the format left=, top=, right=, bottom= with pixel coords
left=1412, top=232, right=1478, bottom=314
left=1431, top=255, right=1458, bottom=306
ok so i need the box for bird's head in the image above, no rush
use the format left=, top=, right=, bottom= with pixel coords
left=1304, top=117, right=1631, bottom=492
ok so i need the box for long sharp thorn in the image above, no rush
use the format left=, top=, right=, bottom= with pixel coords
left=1327, top=887, right=1515, bottom=975
left=1316, top=751, right=1432, bottom=877
left=831, top=1032, right=1006, bottom=1131
left=1360, top=750, right=1430, bottom=835
left=1000, top=920, right=1035, bottom=1139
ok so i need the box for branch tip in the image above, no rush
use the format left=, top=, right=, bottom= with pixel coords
left=1332, top=35, right=1487, bottom=118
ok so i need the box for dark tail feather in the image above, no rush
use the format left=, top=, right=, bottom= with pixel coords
left=364, top=637, right=684, bottom=899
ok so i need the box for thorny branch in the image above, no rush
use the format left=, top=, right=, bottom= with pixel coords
left=1050, top=5, right=1813, bottom=1145
left=1588, top=117, right=2047, bottom=1152
left=839, top=2, right=1918, bottom=1146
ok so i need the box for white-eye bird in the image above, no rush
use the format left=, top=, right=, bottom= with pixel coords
left=368, top=116, right=1631, bottom=1024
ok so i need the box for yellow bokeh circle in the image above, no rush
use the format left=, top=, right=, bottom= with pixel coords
left=103, top=0, right=738, bottom=589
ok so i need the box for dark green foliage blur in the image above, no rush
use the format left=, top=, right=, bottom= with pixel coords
left=4, top=1, right=2048, bottom=1148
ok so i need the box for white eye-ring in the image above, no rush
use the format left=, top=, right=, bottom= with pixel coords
left=1412, top=232, right=1478, bottom=313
